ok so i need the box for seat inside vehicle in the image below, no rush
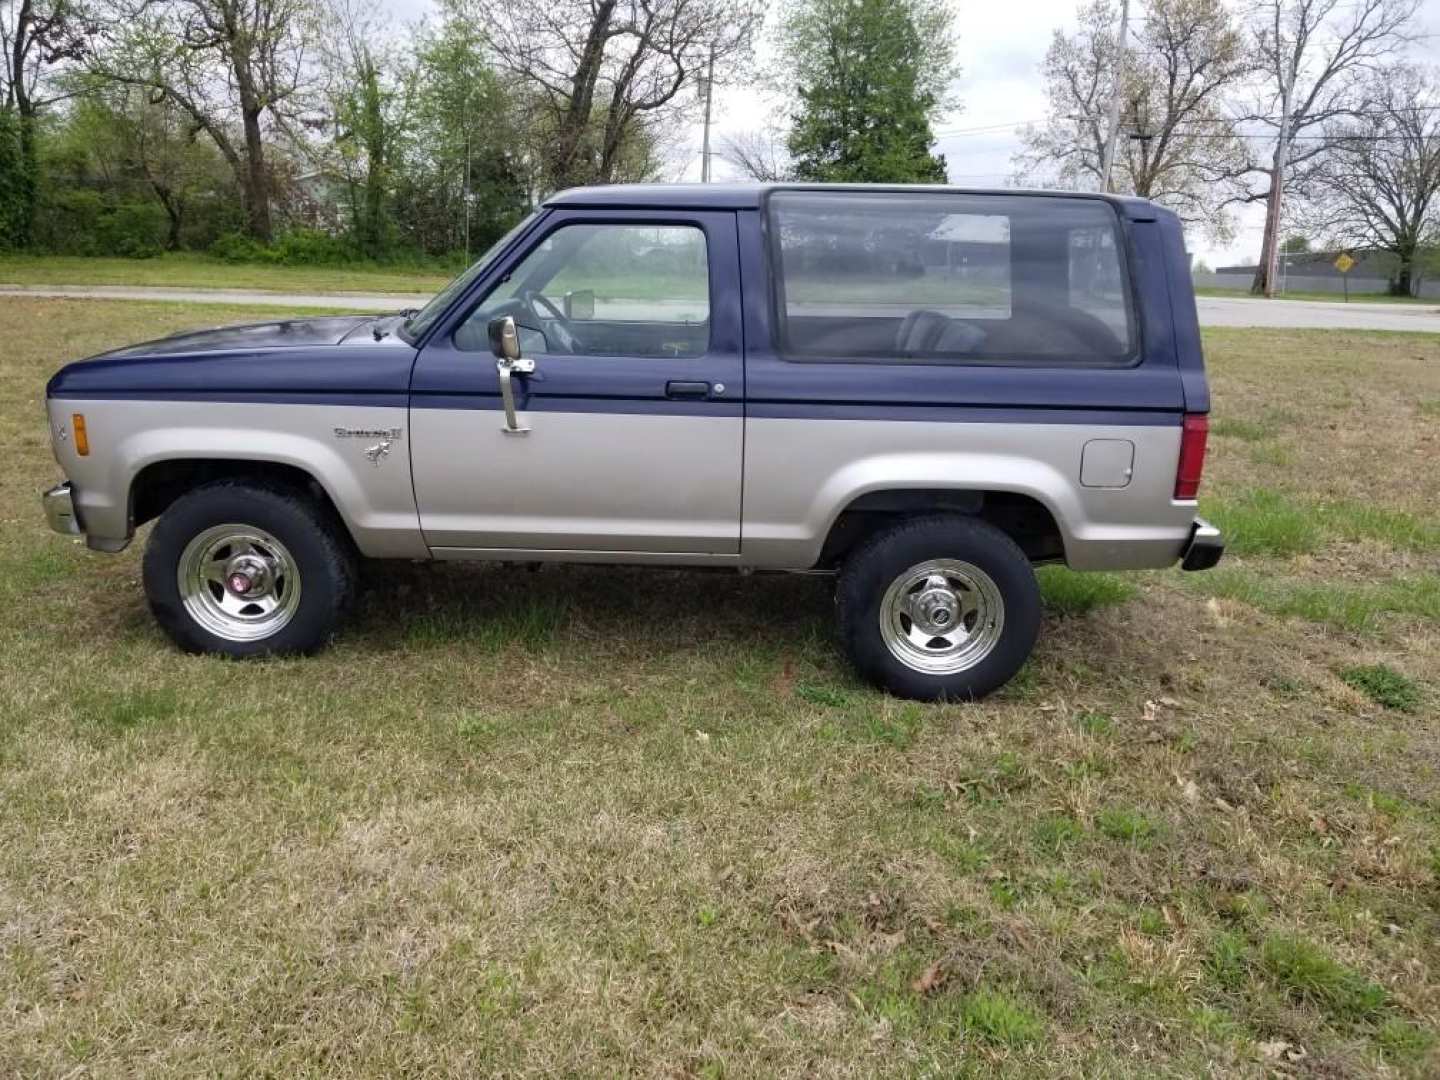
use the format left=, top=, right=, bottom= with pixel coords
left=772, top=190, right=1134, bottom=365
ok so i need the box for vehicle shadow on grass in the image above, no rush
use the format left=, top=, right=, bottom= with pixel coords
left=351, top=560, right=837, bottom=658
left=339, top=559, right=1158, bottom=701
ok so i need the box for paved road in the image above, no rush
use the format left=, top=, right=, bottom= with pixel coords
left=3, top=283, right=1439, bottom=332
left=1197, top=295, right=1440, bottom=332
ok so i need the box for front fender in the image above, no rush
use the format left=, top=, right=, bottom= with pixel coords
left=49, top=398, right=426, bottom=558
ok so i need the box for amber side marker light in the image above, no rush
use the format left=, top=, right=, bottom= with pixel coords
left=71, top=413, right=90, bottom=456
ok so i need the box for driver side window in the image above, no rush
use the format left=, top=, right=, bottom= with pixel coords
left=457, top=223, right=711, bottom=358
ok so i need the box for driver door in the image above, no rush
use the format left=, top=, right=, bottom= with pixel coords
left=409, top=209, right=745, bottom=556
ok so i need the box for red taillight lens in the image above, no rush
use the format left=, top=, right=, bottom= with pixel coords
left=1174, top=413, right=1208, bottom=500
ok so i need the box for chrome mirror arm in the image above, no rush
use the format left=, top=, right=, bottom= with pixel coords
left=496, top=355, right=535, bottom=435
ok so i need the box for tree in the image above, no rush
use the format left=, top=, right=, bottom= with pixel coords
left=88, top=0, right=316, bottom=241
left=718, top=128, right=788, bottom=181
left=391, top=6, right=529, bottom=258
left=1237, top=0, right=1419, bottom=296
left=1, top=0, right=89, bottom=245
left=1280, top=233, right=1310, bottom=253
left=777, top=0, right=955, bottom=184
left=1012, top=0, right=1250, bottom=241
left=320, top=0, right=414, bottom=258
left=61, top=81, right=234, bottom=249
left=1304, top=67, right=1440, bottom=296
left=460, top=0, right=760, bottom=193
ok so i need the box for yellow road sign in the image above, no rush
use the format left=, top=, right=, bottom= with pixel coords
left=1333, top=253, right=1356, bottom=274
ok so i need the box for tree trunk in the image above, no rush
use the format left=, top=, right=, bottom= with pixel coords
left=14, top=110, right=38, bottom=248
left=549, top=0, right=617, bottom=191
left=1392, top=257, right=1413, bottom=297
left=241, top=105, right=272, bottom=242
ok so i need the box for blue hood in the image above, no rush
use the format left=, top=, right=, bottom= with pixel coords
left=47, top=315, right=418, bottom=405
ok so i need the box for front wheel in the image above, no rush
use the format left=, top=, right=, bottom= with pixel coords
left=836, top=516, right=1041, bottom=701
left=143, top=480, right=356, bottom=657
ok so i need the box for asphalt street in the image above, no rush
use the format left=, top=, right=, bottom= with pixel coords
left=2, top=283, right=1438, bottom=332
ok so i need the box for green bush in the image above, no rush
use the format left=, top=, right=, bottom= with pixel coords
left=209, top=231, right=275, bottom=263
left=95, top=202, right=166, bottom=259
left=210, top=228, right=358, bottom=266
left=32, top=188, right=106, bottom=254
left=271, top=228, right=356, bottom=265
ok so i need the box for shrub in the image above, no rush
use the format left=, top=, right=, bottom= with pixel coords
left=209, top=231, right=274, bottom=264
left=95, top=202, right=166, bottom=258
left=271, top=228, right=356, bottom=265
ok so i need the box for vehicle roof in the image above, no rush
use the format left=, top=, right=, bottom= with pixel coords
left=543, top=182, right=1160, bottom=216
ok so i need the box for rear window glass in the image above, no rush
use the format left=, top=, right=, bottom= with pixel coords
left=769, top=192, right=1135, bottom=365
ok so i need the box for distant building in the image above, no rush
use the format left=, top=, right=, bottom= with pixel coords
left=1201, top=249, right=1438, bottom=299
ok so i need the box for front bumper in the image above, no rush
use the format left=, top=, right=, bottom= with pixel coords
left=1180, top=517, right=1225, bottom=571
left=43, top=482, right=82, bottom=536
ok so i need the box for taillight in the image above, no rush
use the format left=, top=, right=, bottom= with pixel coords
left=1174, top=413, right=1208, bottom=500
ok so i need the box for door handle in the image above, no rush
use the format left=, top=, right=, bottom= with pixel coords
left=496, top=356, right=535, bottom=434
left=665, top=380, right=711, bottom=400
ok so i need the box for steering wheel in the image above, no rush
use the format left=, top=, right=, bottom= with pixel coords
left=520, top=289, right=584, bottom=354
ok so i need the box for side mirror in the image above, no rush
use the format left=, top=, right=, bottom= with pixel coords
left=563, top=289, right=595, bottom=321
left=487, top=315, right=522, bottom=362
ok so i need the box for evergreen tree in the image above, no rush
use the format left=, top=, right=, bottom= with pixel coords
left=780, top=0, right=956, bottom=184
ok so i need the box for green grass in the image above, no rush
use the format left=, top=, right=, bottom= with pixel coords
left=1339, top=664, right=1423, bottom=712
left=0, top=251, right=451, bottom=294
left=1204, top=489, right=1320, bottom=556
left=1204, top=489, right=1440, bottom=557
left=1260, top=935, right=1389, bottom=1022
left=1210, top=417, right=1270, bottom=441
left=1187, top=569, right=1440, bottom=633
left=1096, top=807, right=1157, bottom=844
left=2, top=305, right=1439, bottom=1075
left=961, top=989, right=1045, bottom=1046
left=1036, top=566, right=1136, bottom=615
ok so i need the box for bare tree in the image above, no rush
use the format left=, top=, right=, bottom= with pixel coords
left=87, top=0, right=316, bottom=241
left=1301, top=66, right=1440, bottom=296
left=718, top=128, right=788, bottom=181
left=1013, top=0, right=1251, bottom=242
left=1238, top=0, right=1419, bottom=296
left=458, top=0, right=761, bottom=193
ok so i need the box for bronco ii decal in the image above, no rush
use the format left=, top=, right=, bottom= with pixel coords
left=334, top=426, right=403, bottom=440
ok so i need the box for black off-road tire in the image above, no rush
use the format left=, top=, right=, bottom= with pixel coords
left=142, top=480, right=357, bottom=657
left=836, top=515, right=1041, bottom=701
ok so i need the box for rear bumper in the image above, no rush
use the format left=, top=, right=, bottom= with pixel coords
left=1180, top=517, right=1225, bottom=571
left=42, top=482, right=81, bottom=536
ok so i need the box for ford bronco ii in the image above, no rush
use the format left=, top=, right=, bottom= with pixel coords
left=42, top=184, right=1223, bottom=700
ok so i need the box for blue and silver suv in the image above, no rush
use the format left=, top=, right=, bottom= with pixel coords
left=42, top=184, right=1223, bottom=699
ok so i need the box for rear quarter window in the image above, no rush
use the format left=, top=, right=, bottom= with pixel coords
left=768, top=192, right=1137, bottom=366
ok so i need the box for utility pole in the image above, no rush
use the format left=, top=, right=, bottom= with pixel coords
left=700, top=43, right=716, bottom=182
left=1260, top=74, right=1295, bottom=299
left=1099, top=0, right=1131, bottom=193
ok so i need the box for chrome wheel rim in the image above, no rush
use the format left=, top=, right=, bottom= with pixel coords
left=879, top=559, right=1004, bottom=674
left=178, top=524, right=301, bottom=642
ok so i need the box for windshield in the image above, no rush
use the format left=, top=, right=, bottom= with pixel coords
left=398, top=211, right=542, bottom=342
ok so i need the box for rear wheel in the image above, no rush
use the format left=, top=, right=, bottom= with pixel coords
left=143, top=481, right=356, bottom=657
left=836, top=515, right=1040, bottom=701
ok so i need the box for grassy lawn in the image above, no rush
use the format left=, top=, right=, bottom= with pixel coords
left=1196, top=286, right=1435, bottom=306
left=0, top=252, right=452, bottom=294
left=2, top=302, right=1438, bottom=1075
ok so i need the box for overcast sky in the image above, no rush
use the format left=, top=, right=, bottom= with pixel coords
left=386, top=0, right=1440, bottom=268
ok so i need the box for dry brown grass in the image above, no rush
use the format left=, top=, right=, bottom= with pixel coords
left=1, top=303, right=1437, bottom=1077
